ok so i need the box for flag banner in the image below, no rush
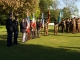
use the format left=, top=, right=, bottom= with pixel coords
left=48, top=9, right=50, bottom=23
left=32, top=13, right=36, bottom=23
left=58, top=10, right=63, bottom=23
left=42, top=13, right=44, bottom=28
left=26, top=13, right=30, bottom=34
left=32, top=13, right=36, bottom=31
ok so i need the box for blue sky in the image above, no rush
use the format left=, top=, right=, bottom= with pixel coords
left=76, top=1, right=80, bottom=16
left=59, top=0, right=80, bottom=16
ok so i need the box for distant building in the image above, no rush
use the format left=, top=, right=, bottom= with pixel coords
left=48, top=23, right=54, bottom=26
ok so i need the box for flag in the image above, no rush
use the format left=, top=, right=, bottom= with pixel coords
left=58, top=10, right=63, bottom=23
left=27, top=16, right=30, bottom=28
left=32, top=13, right=35, bottom=23
left=48, top=8, right=50, bottom=23
left=42, top=13, right=44, bottom=28
left=31, top=13, right=36, bottom=31
left=26, top=13, right=30, bottom=34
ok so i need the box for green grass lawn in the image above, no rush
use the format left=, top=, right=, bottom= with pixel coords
left=0, top=26, right=80, bottom=60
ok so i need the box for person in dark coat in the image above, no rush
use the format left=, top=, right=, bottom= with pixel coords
left=13, top=16, right=19, bottom=44
left=6, top=12, right=13, bottom=47
left=20, top=19, right=27, bottom=42
left=36, top=19, right=41, bottom=38
left=65, top=18, right=70, bottom=33
left=60, top=19, right=65, bottom=33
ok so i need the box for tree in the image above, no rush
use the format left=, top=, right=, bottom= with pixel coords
left=62, top=7, right=71, bottom=19
left=62, top=0, right=79, bottom=15
left=52, top=0, right=60, bottom=10
left=0, top=0, right=40, bottom=25
left=39, top=0, right=53, bottom=13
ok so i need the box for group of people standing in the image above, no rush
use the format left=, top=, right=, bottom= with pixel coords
left=59, top=17, right=80, bottom=34
left=6, top=12, right=80, bottom=47
left=6, top=13, right=49, bottom=47
left=6, top=13, right=18, bottom=47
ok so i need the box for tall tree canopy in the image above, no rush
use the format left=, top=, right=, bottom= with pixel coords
left=62, top=0, right=79, bottom=15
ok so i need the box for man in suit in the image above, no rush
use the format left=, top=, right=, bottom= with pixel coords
left=6, top=12, right=13, bottom=47
left=13, top=16, right=19, bottom=44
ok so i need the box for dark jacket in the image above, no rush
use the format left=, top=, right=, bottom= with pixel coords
left=6, top=18, right=13, bottom=32
left=13, top=20, right=19, bottom=32
left=20, top=21, right=27, bottom=33
left=36, top=21, right=41, bottom=30
left=61, top=21, right=64, bottom=28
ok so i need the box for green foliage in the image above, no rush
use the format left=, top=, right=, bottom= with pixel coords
left=0, top=14, right=7, bottom=25
left=39, top=0, right=53, bottom=12
left=0, top=0, right=40, bottom=25
left=62, top=7, right=71, bottom=19
left=50, top=9, right=59, bottom=22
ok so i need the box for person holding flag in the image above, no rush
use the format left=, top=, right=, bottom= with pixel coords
left=44, top=18, right=48, bottom=36
left=20, top=19, right=27, bottom=42
left=48, top=8, right=50, bottom=24
left=31, top=13, right=36, bottom=39
left=26, top=12, right=30, bottom=40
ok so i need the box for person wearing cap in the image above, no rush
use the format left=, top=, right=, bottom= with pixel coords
left=13, top=16, right=19, bottom=44
left=6, top=12, right=13, bottom=47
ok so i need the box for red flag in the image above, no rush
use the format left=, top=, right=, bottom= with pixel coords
left=48, top=8, right=50, bottom=23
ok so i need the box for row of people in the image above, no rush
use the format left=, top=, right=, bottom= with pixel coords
left=59, top=17, right=80, bottom=33
left=6, top=13, right=49, bottom=47
left=7, top=13, right=80, bottom=47
left=6, top=13, right=18, bottom=47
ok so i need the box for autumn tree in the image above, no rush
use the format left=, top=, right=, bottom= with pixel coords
left=0, top=0, right=40, bottom=25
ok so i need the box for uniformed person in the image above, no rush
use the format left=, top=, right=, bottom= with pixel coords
left=76, top=18, right=78, bottom=33
left=77, top=18, right=80, bottom=33
left=69, top=19, right=73, bottom=33
left=72, top=18, right=76, bottom=34
left=44, top=19, right=48, bottom=36
left=6, top=12, right=13, bottom=47
left=60, top=19, right=65, bottom=33
left=13, top=16, right=19, bottom=44
left=54, top=20, right=58, bottom=35
left=36, top=19, right=41, bottom=38
left=65, top=18, right=70, bottom=33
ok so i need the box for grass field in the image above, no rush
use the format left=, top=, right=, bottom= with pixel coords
left=0, top=26, right=80, bottom=60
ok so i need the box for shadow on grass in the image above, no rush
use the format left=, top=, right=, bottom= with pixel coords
left=0, top=40, right=80, bottom=60
left=60, top=46, right=80, bottom=49
left=0, top=32, right=80, bottom=60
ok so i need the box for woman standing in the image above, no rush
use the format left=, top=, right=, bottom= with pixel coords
left=20, top=19, right=27, bottom=42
